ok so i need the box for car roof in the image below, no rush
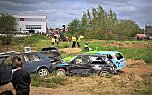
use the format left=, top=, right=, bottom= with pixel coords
left=86, top=51, right=121, bottom=55
left=0, top=54, right=10, bottom=58
left=41, top=47, right=58, bottom=51
left=77, top=54, right=107, bottom=57
left=0, top=51, right=15, bottom=55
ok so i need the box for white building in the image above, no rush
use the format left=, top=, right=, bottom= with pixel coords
left=13, top=15, right=47, bottom=34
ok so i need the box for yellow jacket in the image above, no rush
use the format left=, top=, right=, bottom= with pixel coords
left=72, top=36, right=76, bottom=42
left=52, top=38, right=55, bottom=42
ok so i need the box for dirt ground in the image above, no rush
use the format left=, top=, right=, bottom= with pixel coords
left=1, top=59, right=152, bottom=95
left=0, top=46, right=152, bottom=95
left=102, top=42, right=152, bottom=48
left=59, top=48, right=82, bottom=54
left=0, top=83, right=91, bottom=95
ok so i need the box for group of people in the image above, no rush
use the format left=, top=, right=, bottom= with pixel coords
left=50, top=34, right=92, bottom=51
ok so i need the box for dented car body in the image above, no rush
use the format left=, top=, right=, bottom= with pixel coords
left=53, top=54, right=116, bottom=76
left=0, top=52, right=52, bottom=85
left=85, top=51, right=126, bottom=70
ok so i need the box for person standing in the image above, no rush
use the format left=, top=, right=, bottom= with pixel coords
left=77, top=35, right=81, bottom=47
left=12, top=58, right=31, bottom=95
left=71, top=35, right=76, bottom=48
left=51, top=36, right=55, bottom=45
left=54, top=36, right=59, bottom=45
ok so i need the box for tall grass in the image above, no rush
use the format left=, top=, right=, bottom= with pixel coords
left=31, top=74, right=152, bottom=95
left=31, top=75, right=67, bottom=88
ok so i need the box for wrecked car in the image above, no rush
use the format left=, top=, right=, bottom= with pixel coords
left=53, top=54, right=116, bottom=76
left=85, top=51, right=126, bottom=72
left=40, top=47, right=61, bottom=62
left=0, top=52, right=52, bottom=85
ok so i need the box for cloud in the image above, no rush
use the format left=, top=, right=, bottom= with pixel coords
left=0, top=0, right=151, bottom=28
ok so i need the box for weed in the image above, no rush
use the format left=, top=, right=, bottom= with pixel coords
left=31, top=75, right=67, bottom=88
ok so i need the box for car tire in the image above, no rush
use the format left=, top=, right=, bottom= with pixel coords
left=56, top=69, right=66, bottom=76
left=99, top=71, right=111, bottom=77
left=37, top=68, right=49, bottom=77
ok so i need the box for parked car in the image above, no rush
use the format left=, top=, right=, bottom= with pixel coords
left=40, top=47, right=61, bottom=62
left=85, top=51, right=126, bottom=71
left=0, top=52, right=52, bottom=85
left=53, top=54, right=116, bottom=76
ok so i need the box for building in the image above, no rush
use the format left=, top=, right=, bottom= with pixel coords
left=13, top=15, right=47, bottom=34
left=145, top=25, right=152, bottom=36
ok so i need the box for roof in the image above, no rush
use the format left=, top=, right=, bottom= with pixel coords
left=77, top=54, right=107, bottom=57
left=85, top=51, right=121, bottom=55
left=0, top=54, right=10, bottom=58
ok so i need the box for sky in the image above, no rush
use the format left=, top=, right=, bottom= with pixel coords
left=0, top=0, right=151, bottom=29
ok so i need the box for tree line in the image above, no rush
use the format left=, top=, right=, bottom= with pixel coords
left=67, top=5, right=143, bottom=40
left=0, top=13, right=17, bottom=45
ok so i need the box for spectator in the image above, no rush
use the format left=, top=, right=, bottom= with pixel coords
left=71, top=35, right=76, bottom=48
left=77, top=35, right=81, bottom=47
left=51, top=36, right=55, bottom=45
left=12, top=58, right=31, bottom=95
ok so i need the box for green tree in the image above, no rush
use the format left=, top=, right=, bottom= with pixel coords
left=67, top=5, right=142, bottom=40
left=67, top=18, right=81, bottom=36
left=0, top=13, right=17, bottom=45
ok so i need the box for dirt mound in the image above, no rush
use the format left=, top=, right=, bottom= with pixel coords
left=103, top=42, right=152, bottom=48
left=126, top=59, right=146, bottom=65
left=59, top=48, right=82, bottom=54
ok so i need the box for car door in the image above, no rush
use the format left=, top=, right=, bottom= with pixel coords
left=0, top=56, right=15, bottom=84
left=68, top=56, right=90, bottom=75
left=89, top=56, right=106, bottom=71
left=22, top=53, right=46, bottom=74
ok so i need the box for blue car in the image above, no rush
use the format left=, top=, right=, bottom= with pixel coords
left=0, top=52, right=52, bottom=85
left=85, top=51, right=126, bottom=71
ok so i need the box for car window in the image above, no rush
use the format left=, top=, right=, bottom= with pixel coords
left=70, top=56, right=77, bottom=62
left=0, top=57, right=5, bottom=64
left=115, top=53, right=123, bottom=60
left=24, top=55, right=30, bottom=63
left=75, top=57, right=83, bottom=64
left=4, top=57, right=13, bottom=69
left=15, top=57, right=23, bottom=64
left=106, top=54, right=113, bottom=59
left=90, top=56, right=106, bottom=64
left=30, top=54, right=41, bottom=62
left=89, top=56, right=100, bottom=62
left=91, top=61, right=106, bottom=64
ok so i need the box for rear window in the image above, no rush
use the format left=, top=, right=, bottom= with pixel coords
left=115, top=53, right=123, bottom=60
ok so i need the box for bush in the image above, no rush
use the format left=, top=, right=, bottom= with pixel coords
left=0, top=35, right=13, bottom=45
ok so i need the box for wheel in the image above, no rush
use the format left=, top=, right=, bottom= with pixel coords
left=99, top=71, right=111, bottom=77
left=113, top=65, right=118, bottom=75
left=56, top=69, right=66, bottom=76
left=37, top=68, right=49, bottom=77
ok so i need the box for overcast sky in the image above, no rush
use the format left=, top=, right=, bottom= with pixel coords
left=0, top=0, right=151, bottom=29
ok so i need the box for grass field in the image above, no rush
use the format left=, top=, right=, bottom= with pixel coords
left=30, top=38, right=152, bottom=63
left=0, top=36, right=152, bottom=95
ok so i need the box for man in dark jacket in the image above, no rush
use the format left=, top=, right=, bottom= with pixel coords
left=12, top=58, right=31, bottom=95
